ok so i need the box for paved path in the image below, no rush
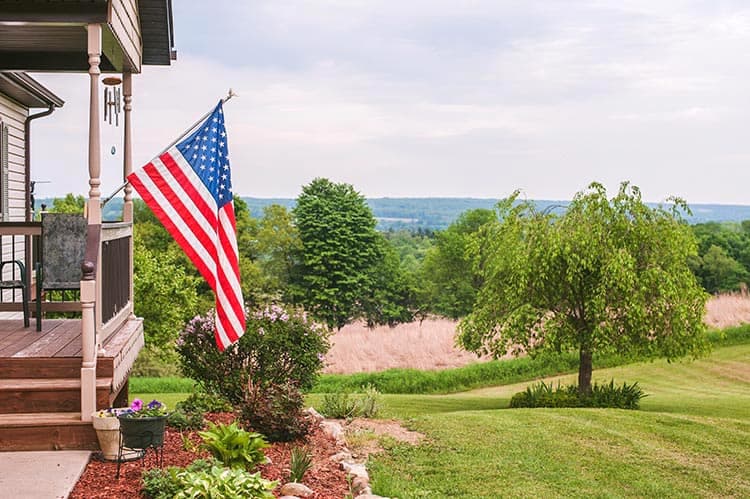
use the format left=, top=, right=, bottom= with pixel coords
left=0, top=451, right=90, bottom=498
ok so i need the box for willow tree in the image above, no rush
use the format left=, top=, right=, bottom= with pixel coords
left=458, top=182, right=708, bottom=394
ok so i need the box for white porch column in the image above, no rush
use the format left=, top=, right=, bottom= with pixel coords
left=81, top=23, right=102, bottom=422
left=123, top=72, right=135, bottom=319
left=86, top=24, right=102, bottom=225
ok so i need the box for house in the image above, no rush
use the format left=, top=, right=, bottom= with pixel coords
left=0, top=0, right=176, bottom=451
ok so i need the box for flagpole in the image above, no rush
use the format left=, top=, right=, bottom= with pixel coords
left=101, top=89, right=237, bottom=207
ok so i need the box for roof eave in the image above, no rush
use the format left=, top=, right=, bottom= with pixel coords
left=0, top=72, right=65, bottom=109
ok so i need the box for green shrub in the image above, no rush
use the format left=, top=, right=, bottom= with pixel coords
left=241, top=381, right=311, bottom=442
left=167, top=409, right=204, bottom=431
left=358, top=384, right=382, bottom=418
left=176, top=391, right=233, bottom=414
left=509, top=380, right=646, bottom=409
left=320, top=385, right=382, bottom=419
left=174, top=465, right=276, bottom=499
left=131, top=345, right=183, bottom=377
left=142, top=459, right=215, bottom=499
left=177, top=305, right=330, bottom=404
left=321, top=392, right=359, bottom=419
left=198, top=421, right=269, bottom=470
left=589, top=380, right=646, bottom=409
left=289, top=446, right=313, bottom=483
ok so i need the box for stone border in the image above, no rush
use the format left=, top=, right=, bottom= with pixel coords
left=305, top=408, right=389, bottom=499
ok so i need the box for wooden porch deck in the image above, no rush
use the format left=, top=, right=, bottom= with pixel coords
left=0, top=317, right=144, bottom=451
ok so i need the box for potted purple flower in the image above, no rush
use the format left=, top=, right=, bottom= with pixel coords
left=116, top=399, right=169, bottom=449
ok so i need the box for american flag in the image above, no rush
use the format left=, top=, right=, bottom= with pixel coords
left=127, top=101, right=245, bottom=350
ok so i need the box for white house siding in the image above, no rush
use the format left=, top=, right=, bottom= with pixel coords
left=0, top=92, right=29, bottom=305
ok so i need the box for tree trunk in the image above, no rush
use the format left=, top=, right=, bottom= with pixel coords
left=578, top=348, right=593, bottom=395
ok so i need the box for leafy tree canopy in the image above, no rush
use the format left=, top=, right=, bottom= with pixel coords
left=50, top=193, right=85, bottom=214
left=291, top=178, right=381, bottom=329
left=458, top=182, right=709, bottom=393
left=419, top=208, right=495, bottom=319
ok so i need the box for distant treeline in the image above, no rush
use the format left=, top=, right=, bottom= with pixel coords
left=36, top=196, right=750, bottom=231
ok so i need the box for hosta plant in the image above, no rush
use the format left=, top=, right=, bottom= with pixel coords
left=198, top=421, right=269, bottom=470
left=174, top=465, right=276, bottom=499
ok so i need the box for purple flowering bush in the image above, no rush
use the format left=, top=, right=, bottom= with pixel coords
left=177, top=305, right=330, bottom=405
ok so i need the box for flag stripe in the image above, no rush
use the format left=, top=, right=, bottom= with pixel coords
left=130, top=161, right=217, bottom=288
left=127, top=168, right=213, bottom=285
left=143, top=156, right=218, bottom=270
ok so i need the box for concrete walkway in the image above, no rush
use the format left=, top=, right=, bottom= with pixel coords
left=0, top=451, right=90, bottom=498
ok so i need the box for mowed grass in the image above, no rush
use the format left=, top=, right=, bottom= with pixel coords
left=360, top=343, right=750, bottom=498
left=132, top=342, right=750, bottom=498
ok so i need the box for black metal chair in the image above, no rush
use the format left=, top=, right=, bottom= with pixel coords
left=35, top=213, right=87, bottom=331
left=0, top=259, right=29, bottom=327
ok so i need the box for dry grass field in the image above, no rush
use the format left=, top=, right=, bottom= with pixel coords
left=323, top=293, right=750, bottom=374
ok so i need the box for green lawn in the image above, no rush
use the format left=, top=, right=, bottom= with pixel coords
left=364, top=344, right=750, bottom=498
left=133, top=343, right=750, bottom=498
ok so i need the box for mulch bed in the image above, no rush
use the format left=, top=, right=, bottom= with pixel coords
left=70, top=413, right=349, bottom=499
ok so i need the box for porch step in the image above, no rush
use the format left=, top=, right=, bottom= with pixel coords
left=0, top=378, right=112, bottom=414
left=0, top=357, right=82, bottom=379
left=0, top=412, right=97, bottom=451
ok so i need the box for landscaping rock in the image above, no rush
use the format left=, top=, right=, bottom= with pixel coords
left=341, top=461, right=368, bottom=478
left=304, top=407, right=325, bottom=422
left=321, top=420, right=345, bottom=443
left=330, top=451, right=353, bottom=463
left=352, top=475, right=370, bottom=495
left=279, top=482, right=314, bottom=497
left=280, top=496, right=301, bottom=499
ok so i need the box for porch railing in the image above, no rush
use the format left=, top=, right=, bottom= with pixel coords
left=101, top=221, right=133, bottom=334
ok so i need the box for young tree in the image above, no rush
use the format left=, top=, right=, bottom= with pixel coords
left=256, top=204, right=301, bottom=294
left=291, top=178, right=381, bottom=329
left=419, top=208, right=495, bottom=318
left=458, top=182, right=709, bottom=394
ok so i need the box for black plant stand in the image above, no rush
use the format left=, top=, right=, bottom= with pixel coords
left=115, top=416, right=167, bottom=479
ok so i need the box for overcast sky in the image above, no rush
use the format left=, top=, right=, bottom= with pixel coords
left=30, top=1, right=750, bottom=204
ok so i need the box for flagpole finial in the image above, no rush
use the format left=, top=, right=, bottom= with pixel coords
left=224, top=88, right=237, bottom=103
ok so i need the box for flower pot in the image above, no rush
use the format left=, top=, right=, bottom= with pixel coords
left=91, top=413, right=120, bottom=460
left=117, top=415, right=168, bottom=449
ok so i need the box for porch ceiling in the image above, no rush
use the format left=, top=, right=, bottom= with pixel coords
left=0, top=24, right=121, bottom=72
left=0, top=0, right=175, bottom=73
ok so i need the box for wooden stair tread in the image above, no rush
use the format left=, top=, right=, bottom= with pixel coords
left=0, top=412, right=90, bottom=427
left=0, top=377, right=112, bottom=391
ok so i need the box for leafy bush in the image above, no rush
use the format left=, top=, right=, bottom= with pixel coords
left=198, top=421, right=269, bottom=470
left=289, top=446, right=313, bottom=483
left=510, top=380, right=646, bottom=409
left=167, top=409, right=204, bottom=431
left=321, top=392, right=359, bottom=419
left=176, top=391, right=233, bottom=414
left=142, top=459, right=215, bottom=499
left=241, top=381, right=311, bottom=442
left=320, top=385, right=382, bottom=419
left=589, top=380, right=647, bottom=409
left=174, top=465, right=276, bottom=499
left=358, top=384, right=382, bottom=418
left=178, top=305, right=330, bottom=404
